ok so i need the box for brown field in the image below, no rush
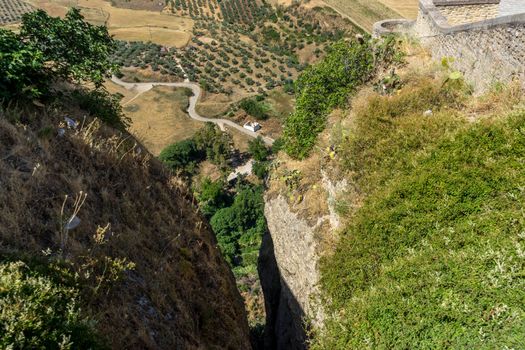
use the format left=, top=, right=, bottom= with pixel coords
left=320, top=0, right=401, bottom=31
left=110, top=27, right=191, bottom=47
left=28, top=0, right=194, bottom=47
left=378, top=0, right=419, bottom=19
left=109, top=0, right=165, bottom=12
left=121, top=86, right=202, bottom=156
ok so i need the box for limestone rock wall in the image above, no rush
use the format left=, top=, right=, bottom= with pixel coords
left=259, top=172, right=346, bottom=349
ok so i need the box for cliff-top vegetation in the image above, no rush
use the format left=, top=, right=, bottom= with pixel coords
left=306, top=47, right=525, bottom=348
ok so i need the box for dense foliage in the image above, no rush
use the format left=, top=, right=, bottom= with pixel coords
left=0, top=9, right=116, bottom=101
left=194, top=178, right=232, bottom=217
left=20, top=9, right=116, bottom=87
left=0, top=261, right=102, bottom=349
left=159, top=123, right=232, bottom=174
left=159, top=139, right=204, bottom=174
left=283, top=37, right=398, bottom=159
left=193, top=122, right=233, bottom=168
left=249, top=137, right=271, bottom=179
left=314, top=79, right=525, bottom=348
left=210, top=184, right=266, bottom=271
left=239, top=98, right=269, bottom=120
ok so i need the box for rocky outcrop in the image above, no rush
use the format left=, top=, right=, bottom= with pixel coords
left=260, top=170, right=346, bottom=349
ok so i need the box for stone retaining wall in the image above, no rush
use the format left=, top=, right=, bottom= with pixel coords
left=374, top=0, right=525, bottom=91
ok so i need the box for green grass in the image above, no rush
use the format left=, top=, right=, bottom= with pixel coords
left=314, top=80, right=525, bottom=349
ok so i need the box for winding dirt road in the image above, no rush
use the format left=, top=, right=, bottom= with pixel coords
left=111, top=76, right=274, bottom=146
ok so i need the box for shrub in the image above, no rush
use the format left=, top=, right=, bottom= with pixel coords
left=252, top=160, right=269, bottom=180
left=239, top=98, right=269, bottom=120
left=283, top=37, right=398, bottom=159
left=158, top=139, right=203, bottom=174
left=248, top=137, right=269, bottom=161
left=71, top=88, right=130, bottom=130
left=0, top=261, right=102, bottom=349
left=195, top=178, right=231, bottom=217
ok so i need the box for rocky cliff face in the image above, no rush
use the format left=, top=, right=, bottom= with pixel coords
left=0, top=110, right=251, bottom=349
left=260, top=156, right=347, bottom=349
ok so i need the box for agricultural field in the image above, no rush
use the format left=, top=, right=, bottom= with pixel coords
left=26, top=0, right=193, bottom=47
left=321, top=0, right=402, bottom=31
left=167, top=0, right=271, bottom=23
left=113, top=3, right=356, bottom=118
left=0, top=0, right=34, bottom=25
left=378, top=0, right=419, bottom=18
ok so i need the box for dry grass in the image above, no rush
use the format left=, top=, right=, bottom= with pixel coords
left=28, top=0, right=194, bottom=47
left=110, top=27, right=191, bottom=48
left=378, top=0, right=419, bottom=19
left=195, top=92, right=237, bottom=118
left=320, top=0, right=400, bottom=31
left=123, top=86, right=202, bottom=156
left=0, top=104, right=250, bottom=349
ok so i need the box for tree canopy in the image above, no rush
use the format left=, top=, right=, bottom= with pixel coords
left=0, top=8, right=116, bottom=100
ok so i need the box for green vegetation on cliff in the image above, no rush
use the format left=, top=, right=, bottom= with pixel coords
left=314, top=73, right=525, bottom=348
left=283, top=37, right=399, bottom=159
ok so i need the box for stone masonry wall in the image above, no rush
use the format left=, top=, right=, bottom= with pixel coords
left=437, top=4, right=499, bottom=25
left=411, top=6, right=525, bottom=91
left=374, top=0, right=525, bottom=92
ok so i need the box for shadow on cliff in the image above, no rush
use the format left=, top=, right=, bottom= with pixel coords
left=258, top=231, right=308, bottom=350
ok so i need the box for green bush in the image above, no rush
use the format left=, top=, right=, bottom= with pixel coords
left=71, top=88, right=130, bottom=130
left=193, top=123, right=233, bottom=168
left=0, top=261, right=102, bottom=349
left=195, top=178, right=231, bottom=217
left=159, top=138, right=203, bottom=174
left=248, top=137, right=270, bottom=161
left=252, top=161, right=269, bottom=180
left=239, top=98, right=269, bottom=120
left=283, top=37, right=398, bottom=159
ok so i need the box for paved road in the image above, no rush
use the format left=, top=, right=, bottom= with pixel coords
left=111, top=76, right=274, bottom=146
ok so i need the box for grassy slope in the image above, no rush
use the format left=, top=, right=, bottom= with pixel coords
left=313, top=71, right=525, bottom=348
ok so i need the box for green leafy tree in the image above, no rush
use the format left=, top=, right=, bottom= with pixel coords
left=20, top=9, right=117, bottom=87
left=248, top=137, right=270, bottom=161
left=239, top=98, right=268, bottom=120
left=193, top=123, right=232, bottom=168
left=195, top=177, right=231, bottom=217
left=159, top=139, right=204, bottom=174
left=0, top=29, right=47, bottom=100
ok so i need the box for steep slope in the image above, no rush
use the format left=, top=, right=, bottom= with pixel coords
left=262, top=41, right=525, bottom=348
left=0, top=106, right=251, bottom=349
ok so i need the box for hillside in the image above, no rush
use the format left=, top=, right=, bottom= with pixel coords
left=0, top=9, right=251, bottom=349
left=0, top=102, right=251, bottom=349
left=263, top=40, right=525, bottom=348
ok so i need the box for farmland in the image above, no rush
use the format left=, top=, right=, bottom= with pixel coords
left=25, top=0, right=194, bottom=47
left=321, top=0, right=401, bottom=31
left=0, top=0, right=33, bottom=25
